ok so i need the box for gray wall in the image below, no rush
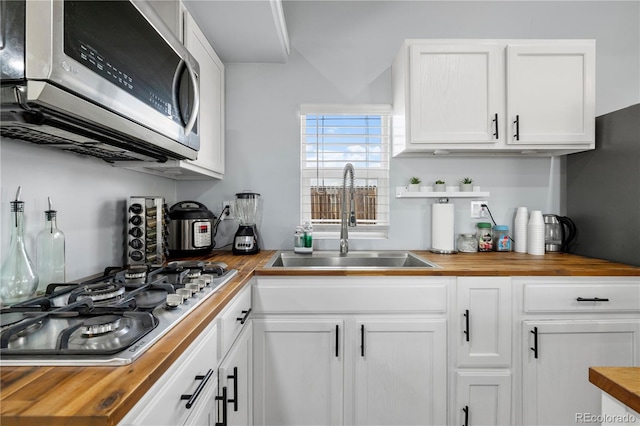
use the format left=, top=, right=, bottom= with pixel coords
left=178, top=0, right=640, bottom=252
left=567, top=104, right=640, bottom=266
left=2, top=1, right=639, bottom=279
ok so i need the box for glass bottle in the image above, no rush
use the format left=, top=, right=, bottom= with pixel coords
left=36, top=197, right=65, bottom=295
left=0, top=187, right=39, bottom=305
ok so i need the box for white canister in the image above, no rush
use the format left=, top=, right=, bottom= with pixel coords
left=514, top=207, right=528, bottom=253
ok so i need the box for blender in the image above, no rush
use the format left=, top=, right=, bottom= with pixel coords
left=233, top=192, right=262, bottom=255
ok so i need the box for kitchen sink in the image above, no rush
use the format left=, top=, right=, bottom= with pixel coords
left=264, top=251, right=439, bottom=269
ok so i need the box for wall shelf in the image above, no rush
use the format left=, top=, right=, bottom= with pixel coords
left=396, top=187, right=490, bottom=198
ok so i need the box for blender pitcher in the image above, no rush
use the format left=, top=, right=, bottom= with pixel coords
left=232, top=192, right=261, bottom=255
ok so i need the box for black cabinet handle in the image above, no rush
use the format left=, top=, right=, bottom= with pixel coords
left=492, top=113, right=499, bottom=139
left=236, top=308, right=251, bottom=324
left=181, top=369, right=213, bottom=409
left=215, top=386, right=228, bottom=426
left=227, top=366, right=238, bottom=412
left=462, top=405, right=469, bottom=426
left=530, top=327, right=538, bottom=359
left=513, top=115, right=520, bottom=141
left=577, top=297, right=610, bottom=302
left=360, top=324, right=365, bottom=357
left=463, top=309, right=470, bottom=342
left=335, top=324, right=339, bottom=358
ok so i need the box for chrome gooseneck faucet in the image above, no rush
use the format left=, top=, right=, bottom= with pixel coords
left=340, top=163, right=357, bottom=254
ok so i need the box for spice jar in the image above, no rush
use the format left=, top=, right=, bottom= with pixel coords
left=492, top=225, right=511, bottom=251
left=476, top=222, right=493, bottom=252
left=457, top=234, right=478, bottom=253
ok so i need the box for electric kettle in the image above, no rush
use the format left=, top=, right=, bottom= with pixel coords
left=543, top=214, right=577, bottom=252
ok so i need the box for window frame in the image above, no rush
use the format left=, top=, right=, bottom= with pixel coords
left=299, top=104, right=392, bottom=239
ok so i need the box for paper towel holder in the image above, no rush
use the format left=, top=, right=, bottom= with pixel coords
left=429, top=198, right=458, bottom=254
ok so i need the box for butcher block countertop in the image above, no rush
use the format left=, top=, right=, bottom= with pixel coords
left=1, top=250, right=639, bottom=426
left=589, top=367, right=640, bottom=413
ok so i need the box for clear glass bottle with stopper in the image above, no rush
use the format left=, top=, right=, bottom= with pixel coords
left=0, top=187, right=39, bottom=305
left=36, top=197, right=65, bottom=295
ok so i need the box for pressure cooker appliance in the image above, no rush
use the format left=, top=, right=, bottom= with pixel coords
left=543, top=214, right=577, bottom=252
left=168, top=201, right=215, bottom=257
left=0, top=0, right=199, bottom=163
left=233, top=192, right=262, bottom=255
left=0, top=261, right=237, bottom=366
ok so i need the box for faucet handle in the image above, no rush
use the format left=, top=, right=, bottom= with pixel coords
left=349, top=212, right=357, bottom=227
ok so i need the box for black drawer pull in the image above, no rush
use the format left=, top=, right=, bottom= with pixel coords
left=215, top=386, right=227, bottom=426
left=576, top=297, right=610, bottom=302
left=360, top=324, right=365, bottom=357
left=335, top=324, right=339, bottom=358
left=463, top=310, right=470, bottom=342
left=492, top=113, right=499, bottom=139
left=513, top=115, right=520, bottom=141
left=227, top=366, right=238, bottom=412
left=462, top=405, right=469, bottom=426
left=530, top=327, right=538, bottom=359
left=181, top=369, right=213, bottom=409
left=236, top=308, right=252, bottom=324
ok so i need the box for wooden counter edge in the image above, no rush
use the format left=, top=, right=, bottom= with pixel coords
left=589, top=367, right=640, bottom=414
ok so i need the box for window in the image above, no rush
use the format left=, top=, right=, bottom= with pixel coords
left=300, top=104, right=391, bottom=239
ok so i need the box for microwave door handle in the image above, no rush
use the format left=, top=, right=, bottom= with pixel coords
left=172, top=59, right=200, bottom=136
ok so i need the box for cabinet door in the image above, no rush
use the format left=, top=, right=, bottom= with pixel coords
left=507, top=42, right=595, bottom=145
left=183, top=11, right=225, bottom=176
left=353, top=319, right=447, bottom=426
left=522, top=320, right=640, bottom=426
left=218, top=323, right=252, bottom=426
left=408, top=43, right=503, bottom=144
left=456, top=372, right=511, bottom=426
left=184, top=377, right=218, bottom=426
left=457, top=277, right=511, bottom=367
left=253, top=318, right=344, bottom=426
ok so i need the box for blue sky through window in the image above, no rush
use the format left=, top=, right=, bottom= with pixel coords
left=304, top=115, right=384, bottom=170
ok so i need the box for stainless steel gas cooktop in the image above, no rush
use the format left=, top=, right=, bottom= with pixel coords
left=0, top=261, right=237, bottom=366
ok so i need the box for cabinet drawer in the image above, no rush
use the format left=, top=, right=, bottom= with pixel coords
left=522, top=280, right=640, bottom=313
left=120, top=321, right=218, bottom=426
left=254, top=276, right=451, bottom=313
left=218, top=284, right=252, bottom=358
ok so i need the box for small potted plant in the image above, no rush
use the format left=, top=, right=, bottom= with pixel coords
left=460, top=177, right=474, bottom=192
left=434, top=180, right=446, bottom=192
left=408, top=176, right=421, bottom=192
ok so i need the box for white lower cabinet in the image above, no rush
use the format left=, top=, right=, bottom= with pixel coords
left=252, top=276, right=451, bottom=426
left=521, top=320, right=640, bottom=426
left=119, top=320, right=219, bottom=426
left=353, top=319, right=447, bottom=426
left=517, top=277, right=640, bottom=426
left=455, top=371, right=512, bottom=426
left=453, top=277, right=513, bottom=425
left=253, top=318, right=344, bottom=426
left=218, top=323, right=252, bottom=426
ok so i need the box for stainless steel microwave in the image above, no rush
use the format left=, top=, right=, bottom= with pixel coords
left=0, top=0, right=200, bottom=162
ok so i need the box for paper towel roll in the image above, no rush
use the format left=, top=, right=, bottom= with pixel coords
left=431, top=203, right=455, bottom=252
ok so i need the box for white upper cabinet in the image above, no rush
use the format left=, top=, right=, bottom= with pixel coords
left=406, top=43, right=504, bottom=146
left=506, top=42, right=595, bottom=146
left=392, top=39, right=595, bottom=157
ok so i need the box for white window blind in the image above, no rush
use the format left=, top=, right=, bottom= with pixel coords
left=300, top=104, right=391, bottom=239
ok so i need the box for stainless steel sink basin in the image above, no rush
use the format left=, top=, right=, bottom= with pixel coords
left=264, top=251, right=439, bottom=269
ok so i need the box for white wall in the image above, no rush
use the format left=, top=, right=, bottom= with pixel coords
left=1, top=1, right=638, bottom=273
left=178, top=0, right=640, bottom=251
